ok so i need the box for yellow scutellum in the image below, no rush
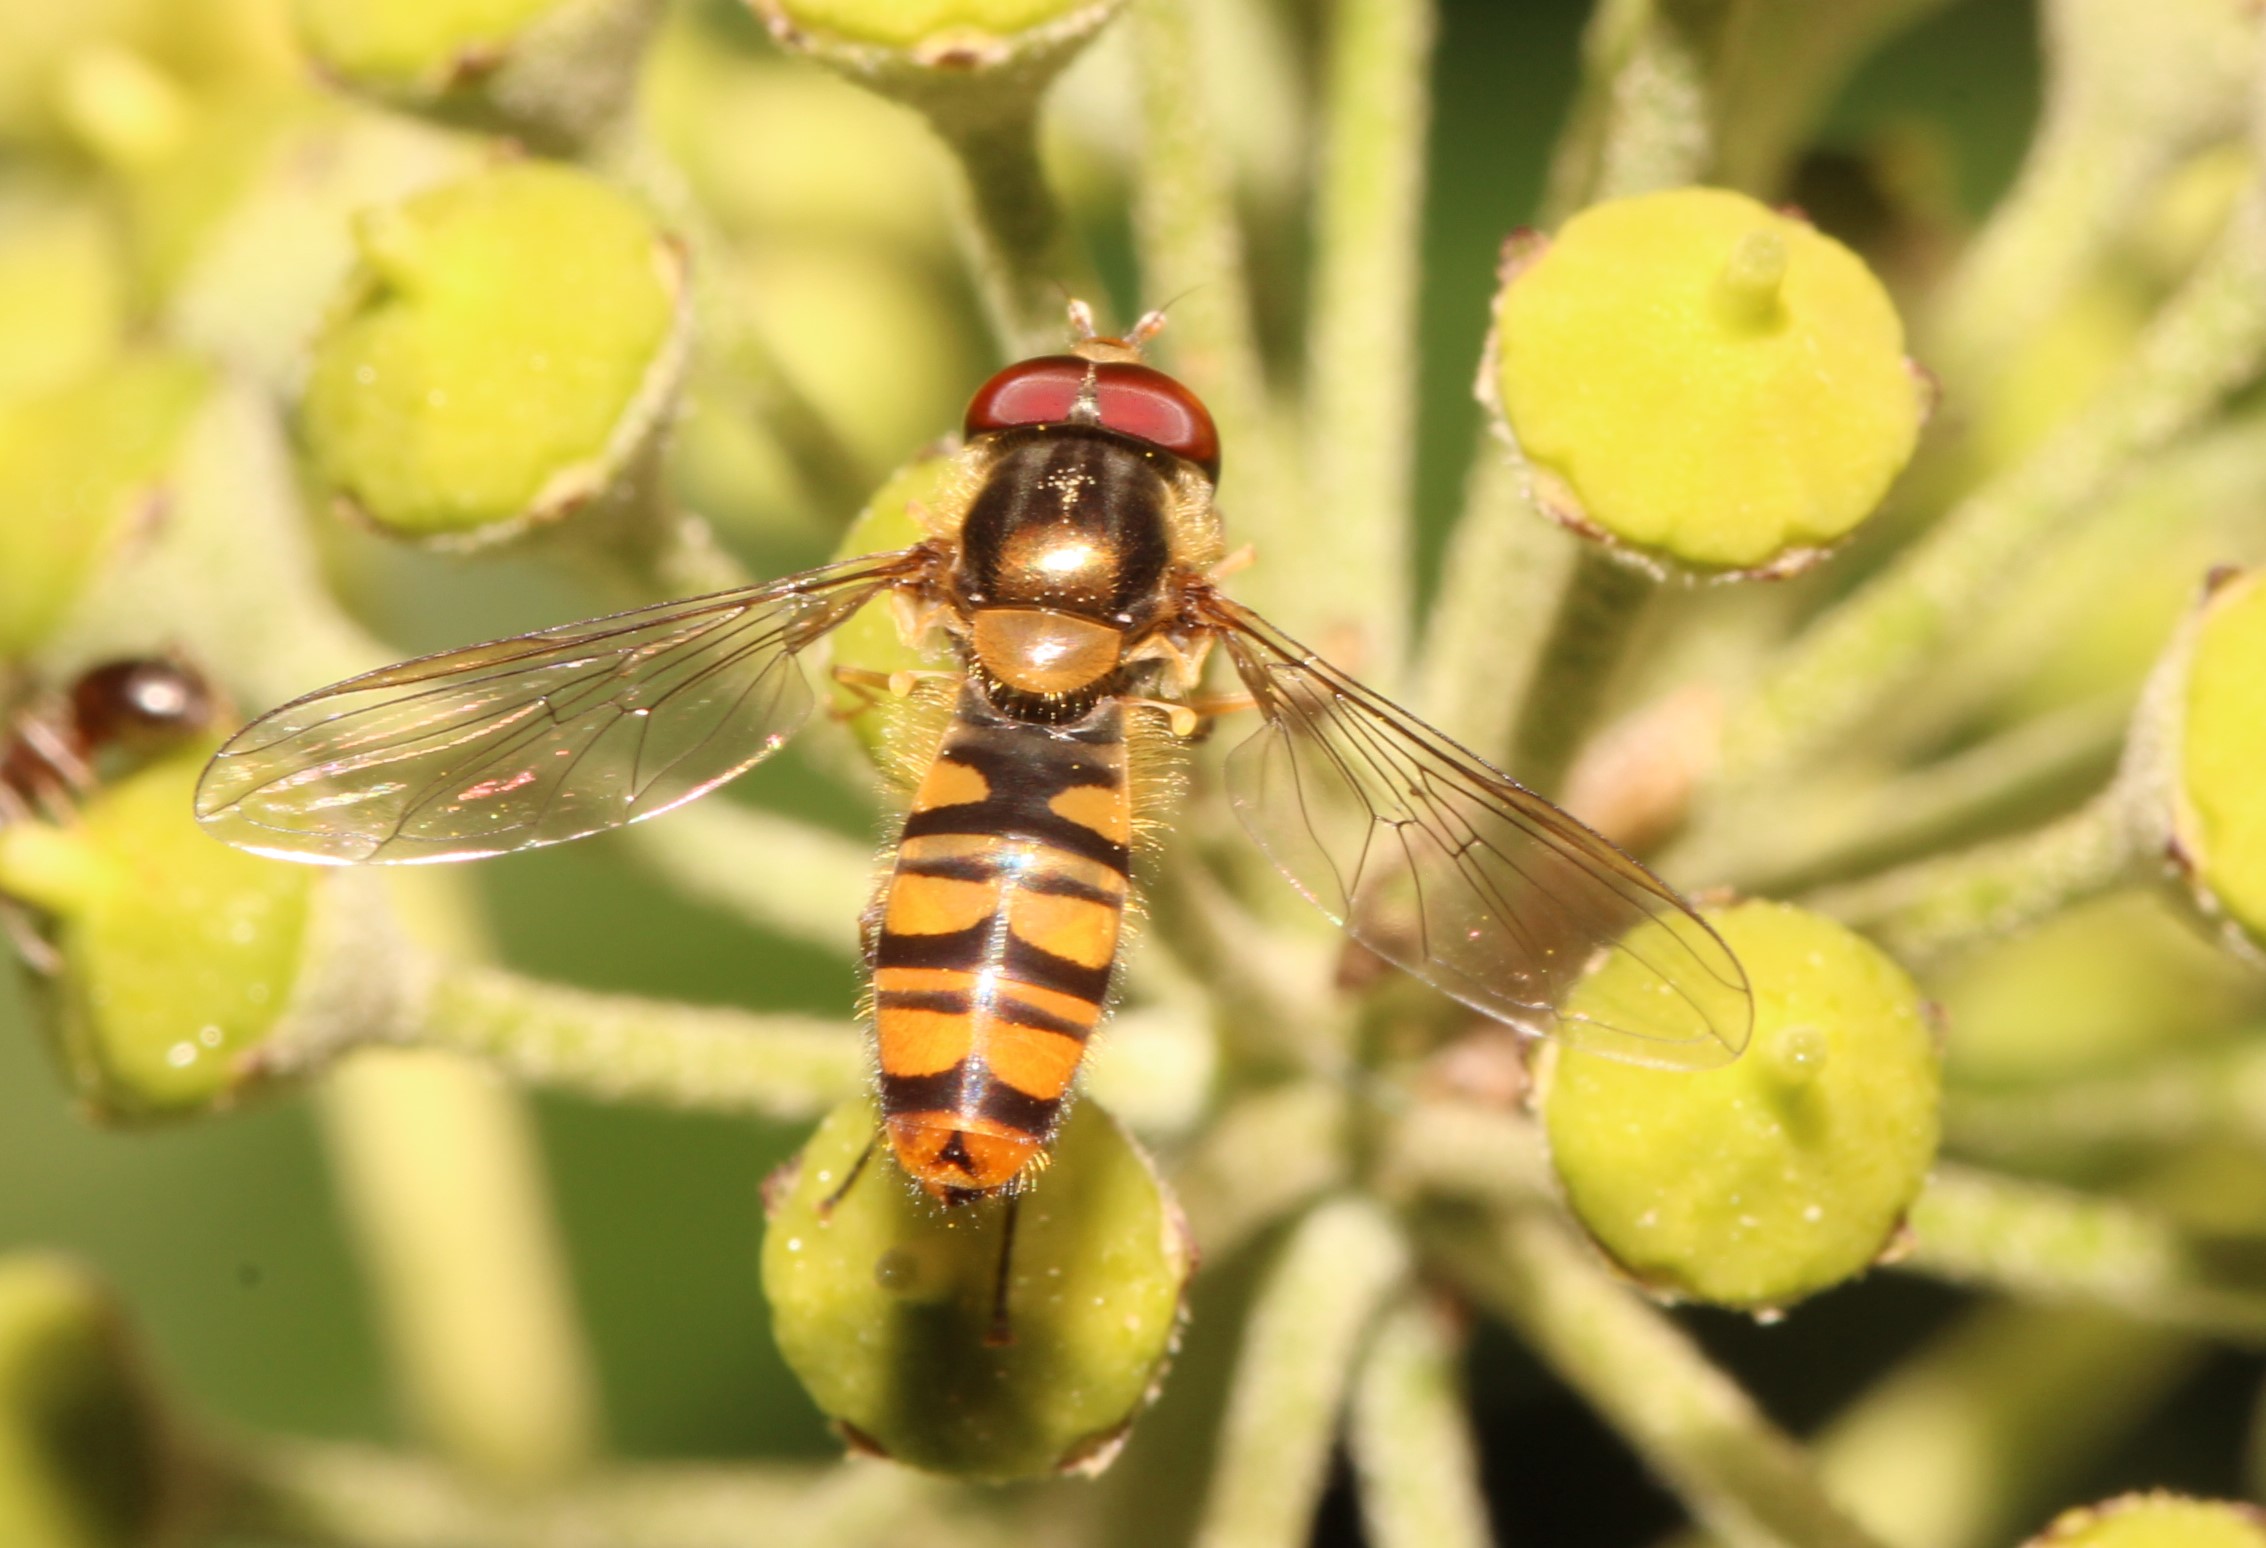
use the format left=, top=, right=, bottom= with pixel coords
left=1493, top=186, right=1925, bottom=574
left=2175, top=570, right=2266, bottom=948
left=762, top=1096, right=1190, bottom=1481
left=0, top=747, right=312, bottom=1121
left=294, top=0, right=561, bottom=87
left=0, top=1256, right=170, bottom=1548
left=1540, top=901, right=1940, bottom=1311
left=2032, top=1493, right=2266, bottom=1548
left=299, top=161, right=683, bottom=544
left=760, top=0, right=1104, bottom=52
left=0, top=352, right=210, bottom=656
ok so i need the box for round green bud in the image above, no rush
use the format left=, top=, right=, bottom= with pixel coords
left=1490, top=187, right=1925, bottom=575
left=762, top=1096, right=1192, bottom=1480
left=754, top=0, right=1118, bottom=64
left=2030, top=1494, right=2266, bottom=1548
left=0, top=1255, right=175, bottom=1548
left=299, top=160, right=688, bottom=548
left=2173, top=569, right=2266, bottom=950
left=0, top=352, right=210, bottom=657
left=0, top=744, right=314, bottom=1121
left=294, top=0, right=664, bottom=148
left=822, top=453, right=959, bottom=756
left=1539, top=900, right=1941, bottom=1311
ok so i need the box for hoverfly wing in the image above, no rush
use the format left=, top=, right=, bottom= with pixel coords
left=196, top=549, right=931, bottom=864
left=1201, top=595, right=1751, bottom=1069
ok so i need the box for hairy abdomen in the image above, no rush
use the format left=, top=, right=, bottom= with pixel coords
left=872, top=687, right=1130, bottom=1198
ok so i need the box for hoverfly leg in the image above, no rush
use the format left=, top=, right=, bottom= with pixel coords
left=983, top=1192, right=1022, bottom=1348
left=0, top=900, right=60, bottom=976
left=818, top=1131, right=880, bottom=1219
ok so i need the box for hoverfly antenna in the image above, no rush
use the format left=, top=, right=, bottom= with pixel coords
left=1065, top=296, right=1100, bottom=342
left=1128, top=308, right=1169, bottom=349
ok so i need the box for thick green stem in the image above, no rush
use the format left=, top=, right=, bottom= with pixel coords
left=1129, top=0, right=1304, bottom=633
left=1802, top=791, right=2142, bottom=965
left=1348, top=1295, right=1494, bottom=1548
left=1305, top=0, right=1435, bottom=683
left=616, top=800, right=877, bottom=957
left=1717, top=187, right=2266, bottom=789
left=216, top=1441, right=1003, bottom=1548
left=1415, top=448, right=1578, bottom=767
left=1900, top=1165, right=2266, bottom=1344
left=1540, top=0, right=1712, bottom=224
left=1191, top=1198, right=1411, bottom=1548
left=1945, top=1041, right=2266, bottom=1160
left=930, top=101, right=1090, bottom=358
left=1427, top=1204, right=1888, bottom=1548
left=1508, top=549, right=1655, bottom=796
left=410, top=961, right=866, bottom=1118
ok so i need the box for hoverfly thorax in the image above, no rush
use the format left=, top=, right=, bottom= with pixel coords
left=950, top=342, right=1223, bottom=722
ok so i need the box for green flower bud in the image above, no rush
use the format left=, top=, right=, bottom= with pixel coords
left=752, top=0, right=1119, bottom=70
left=0, top=744, right=314, bottom=1121
left=1489, top=187, right=1926, bottom=576
left=0, top=1256, right=178, bottom=1548
left=299, top=161, right=690, bottom=549
left=0, top=352, right=211, bottom=656
left=823, top=453, right=958, bottom=755
left=294, top=0, right=666, bottom=149
left=2171, top=568, right=2266, bottom=951
left=0, top=196, right=127, bottom=401
left=2030, top=1493, right=2266, bottom=1548
left=762, top=1096, right=1192, bottom=1480
left=1539, top=900, right=1941, bottom=1311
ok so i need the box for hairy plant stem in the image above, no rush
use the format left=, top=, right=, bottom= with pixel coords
left=1305, top=0, right=1436, bottom=683
left=1191, top=1198, right=1411, bottom=1548
left=1716, top=185, right=2266, bottom=791
left=929, top=99, right=1092, bottom=358
left=1427, top=1203, right=1888, bottom=1548
left=216, top=1441, right=1004, bottom=1548
left=1666, top=696, right=2128, bottom=896
left=616, top=798, right=877, bottom=956
left=1129, top=0, right=1304, bottom=636
left=1509, top=549, right=1656, bottom=796
left=1800, top=787, right=2145, bottom=966
left=1945, top=1041, right=2266, bottom=1160
left=1171, top=1080, right=1351, bottom=1257
left=1672, top=1305, right=2197, bottom=1548
left=1901, top=1164, right=2266, bottom=1344
left=411, top=960, right=866, bottom=1118
left=1415, top=450, right=1578, bottom=766
left=1348, top=1295, right=1494, bottom=1548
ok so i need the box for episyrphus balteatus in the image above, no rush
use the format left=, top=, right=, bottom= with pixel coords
left=195, top=307, right=1752, bottom=1205
left=4, top=658, right=216, bottom=970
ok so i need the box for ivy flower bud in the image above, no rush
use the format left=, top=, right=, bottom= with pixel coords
left=299, top=161, right=689, bottom=550
left=0, top=1256, right=182, bottom=1548
left=294, top=0, right=666, bottom=149
left=823, top=453, right=959, bottom=755
left=2168, top=569, right=2266, bottom=952
left=762, top=1096, right=1192, bottom=1480
left=0, top=353, right=210, bottom=656
left=0, top=746, right=315, bottom=1121
left=1488, top=188, right=1926, bottom=576
left=2029, top=1493, right=2266, bottom=1548
left=1539, top=900, right=1940, bottom=1312
left=751, top=0, right=1120, bottom=74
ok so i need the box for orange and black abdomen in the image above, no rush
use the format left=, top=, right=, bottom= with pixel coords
left=873, top=685, right=1132, bottom=1198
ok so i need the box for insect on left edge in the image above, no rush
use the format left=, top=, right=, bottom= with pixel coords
left=194, top=303, right=1753, bottom=1268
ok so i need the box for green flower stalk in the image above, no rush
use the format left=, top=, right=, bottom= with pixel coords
left=1539, top=900, right=1941, bottom=1310
left=299, top=159, right=691, bottom=552
left=0, top=1256, right=188, bottom=1548
left=761, top=1096, right=1191, bottom=1482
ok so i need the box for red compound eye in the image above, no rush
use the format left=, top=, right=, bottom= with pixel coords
left=964, top=355, right=1221, bottom=479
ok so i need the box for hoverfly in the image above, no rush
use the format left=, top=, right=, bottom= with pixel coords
left=196, top=307, right=1751, bottom=1205
left=5, top=658, right=217, bottom=969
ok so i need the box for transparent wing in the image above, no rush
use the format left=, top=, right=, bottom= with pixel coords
left=1203, top=594, right=1751, bottom=1069
left=196, top=550, right=931, bottom=865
